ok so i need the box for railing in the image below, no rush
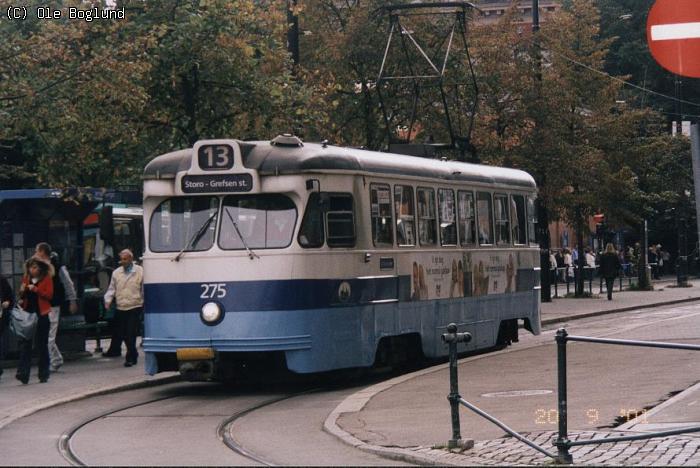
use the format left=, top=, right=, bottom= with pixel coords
left=553, top=328, right=700, bottom=464
left=549, top=263, right=651, bottom=298
left=441, top=324, right=558, bottom=458
left=442, top=323, right=700, bottom=464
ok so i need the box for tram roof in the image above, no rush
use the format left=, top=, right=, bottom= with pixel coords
left=144, top=140, right=536, bottom=189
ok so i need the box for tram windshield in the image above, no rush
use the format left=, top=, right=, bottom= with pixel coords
left=149, top=197, right=219, bottom=253
left=219, top=194, right=296, bottom=250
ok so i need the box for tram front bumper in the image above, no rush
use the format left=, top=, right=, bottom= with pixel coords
left=176, top=347, right=216, bottom=381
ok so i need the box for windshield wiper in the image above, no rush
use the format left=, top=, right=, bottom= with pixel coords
left=224, top=207, right=260, bottom=260
left=172, top=211, right=217, bottom=262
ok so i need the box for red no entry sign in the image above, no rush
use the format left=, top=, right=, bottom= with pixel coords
left=646, top=0, right=700, bottom=78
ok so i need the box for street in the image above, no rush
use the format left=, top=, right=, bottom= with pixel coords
left=0, top=302, right=697, bottom=466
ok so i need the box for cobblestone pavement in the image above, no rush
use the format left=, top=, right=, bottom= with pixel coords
left=404, top=431, right=700, bottom=466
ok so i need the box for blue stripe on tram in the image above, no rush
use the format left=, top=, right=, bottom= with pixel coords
left=144, top=276, right=405, bottom=313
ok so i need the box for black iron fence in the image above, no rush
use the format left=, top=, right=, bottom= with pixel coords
left=442, top=323, right=700, bottom=464
left=553, top=328, right=700, bottom=463
left=549, top=263, right=652, bottom=297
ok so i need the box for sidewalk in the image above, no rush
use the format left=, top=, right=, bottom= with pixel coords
left=0, top=277, right=699, bottom=465
left=326, top=277, right=700, bottom=466
left=0, top=340, right=177, bottom=431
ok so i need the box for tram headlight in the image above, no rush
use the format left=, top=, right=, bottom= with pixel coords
left=200, top=302, right=223, bottom=325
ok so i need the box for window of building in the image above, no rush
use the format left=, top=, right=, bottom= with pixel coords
left=476, top=192, right=494, bottom=245
left=494, top=194, right=511, bottom=245
left=417, top=188, right=437, bottom=246
left=511, top=194, right=527, bottom=245
left=370, top=184, right=394, bottom=246
left=457, top=191, right=476, bottom=246
left=394, top=185, right=416, bottom=247
left=438, top=188, right=457, bottom=246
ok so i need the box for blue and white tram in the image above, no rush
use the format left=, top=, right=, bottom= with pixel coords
left=142, top=134, right=541, bottom=380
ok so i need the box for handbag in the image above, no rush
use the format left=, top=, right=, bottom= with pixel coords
left=10, top=306, right=38, bottom=340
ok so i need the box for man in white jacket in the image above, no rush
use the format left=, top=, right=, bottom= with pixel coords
left=104, top=249, right=144, bottom=367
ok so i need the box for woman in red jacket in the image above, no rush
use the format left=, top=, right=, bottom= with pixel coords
left=16, top=257, right=54, bottom=384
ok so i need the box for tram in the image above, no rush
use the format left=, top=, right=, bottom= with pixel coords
left=142, top=135, right=541, bottom=381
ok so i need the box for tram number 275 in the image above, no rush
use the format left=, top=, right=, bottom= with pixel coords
left=200, top=283, right=227, bottom=299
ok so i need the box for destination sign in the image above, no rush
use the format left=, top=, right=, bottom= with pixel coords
left=181, top=174, right=253, bottom=193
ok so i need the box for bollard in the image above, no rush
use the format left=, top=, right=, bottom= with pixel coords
left=441, top=323, right=473, bottom=450
left=555, top=328, right=573, bottom=464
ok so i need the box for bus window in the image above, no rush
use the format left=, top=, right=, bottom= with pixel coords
left=417, top=188, right=437, bottom=246
left=494, top=194, right=510, bottom=245
left=476, top=192, right=493, bottom=245
left=219, top=194, right=297, bottom=249
left=438, top=188, right=457, bottom=246
left=394, top=185, right=415, bottom=247
left=149, top=197, right=218, bottom=253
left=511, top=195, right=527, bottom=245
left=370, top=184, right=393, bottom=246
left=326, top=194, right=355, bottom=248
left=458, top=191, right=476, bottom=246
left=527, top=196, right=538, bottom=246
left=299, top=193, right=324, bottom=248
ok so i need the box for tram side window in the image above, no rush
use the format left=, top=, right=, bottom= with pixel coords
left=527, top=196, right=538, bottom=246
left=219, top=194, right=297, bottom=250
left=370, top=184, right=393, bottom=246
left=511, top=195, right=527, bottom=245
left=494, top=194, right=510, bottom=245
left=299, top=193, right=324, bottom=248
left=438, top=188, right=457, bottom=246
left=417, top=188, right=437, bottom=246
left=457, top=191, right=476, bottom=246
left=394, top=185, right=415, bottom=247
left=326, top=194, right=355, bottom=247
left=149, top=197, right=218, bottom=253
left=476, top=192, right=494, bottom=245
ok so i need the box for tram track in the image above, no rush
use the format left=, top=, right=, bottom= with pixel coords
left=58, top=384, right=324, bottom=466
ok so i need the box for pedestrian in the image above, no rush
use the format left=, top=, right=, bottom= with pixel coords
left=34, top=243, right=78, bottom=372
left=648, top=245, right=660, bottom=279
left=17, top=257, right=54, bottom=384
left=555, top=249, right=565, bottom=282
left=104, top=249, right=144, bottom=367
left=599, top=243, right=621, bottom=301
left=0, top=273, right=14, bottom=380
left=563, top=248, right=574, bottom=283
left=549, top=249, right=557, bottom=284
left=585, top=248, right=596, bottom=281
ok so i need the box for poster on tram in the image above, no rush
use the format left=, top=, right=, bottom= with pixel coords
left=409, top=251, right=521, bottom=300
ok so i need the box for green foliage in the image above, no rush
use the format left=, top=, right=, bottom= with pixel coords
left=0, top=0, right=326, bottom=188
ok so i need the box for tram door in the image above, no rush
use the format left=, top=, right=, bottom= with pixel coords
left=368, top=184, right=399, bottom=303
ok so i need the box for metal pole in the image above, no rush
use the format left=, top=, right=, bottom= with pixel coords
left=448, top=324, right=461, bottom=447
left=555, top=328, right=573, bottom=464
left=690, top=123, right=700, bottom=255
left=442, top=323, right=472, bottom=450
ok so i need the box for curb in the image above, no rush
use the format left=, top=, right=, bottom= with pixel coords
left=542, top=296, right=700, bottom=326
left=0, top=373, right=180, bottom=432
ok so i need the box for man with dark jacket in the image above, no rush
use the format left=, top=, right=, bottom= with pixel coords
left=599, top=243, right=622, bottom=300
